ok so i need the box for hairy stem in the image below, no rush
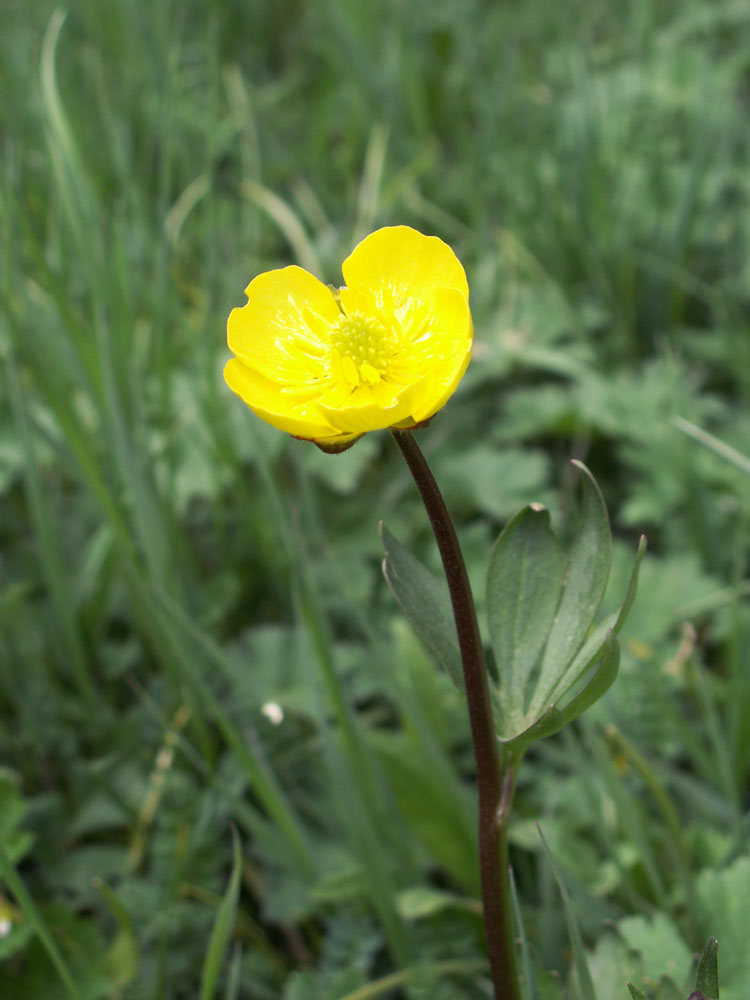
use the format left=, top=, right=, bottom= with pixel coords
left=391, top=429, right=519, bottom=1000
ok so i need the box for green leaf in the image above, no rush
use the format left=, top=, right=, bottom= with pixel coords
left=617, top=913, right=692, bottom=986
left=503, top=534, right=646, bottom=750
left=93, top=878, right=138, bottom=989
left=200, top=828, right=243, bottom=1000
left=695, top=937, right=719, bottom=1000
left=536, top=534, right=645, bottom=717
left=486, top=463, right=622, bottom=742
left=556, top=631, right=620, bottom=725
left=506, top=631, right=620, bottom=752
left=499, top=705, right=563, bottom=756
left=611, top=535, right=648, bottom=634
left=486, top=503, right=566, bottom=732
left=530, top=461, right=612, bottom=712
left=380, top=523, right=463, bottom=689
left=285, top=971, right=323, bottom=1000
left=437, top=445, right=552, bottom=520
left=560, top=533, right=645, bottom=682
left=586, top=931, right=635, bottom=1000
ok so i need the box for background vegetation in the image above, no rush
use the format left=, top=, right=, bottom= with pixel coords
left=1, top=0, right=748, bottom=997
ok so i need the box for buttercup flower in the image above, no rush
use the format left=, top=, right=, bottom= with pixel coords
left=224, top=226, right=472, bottom=451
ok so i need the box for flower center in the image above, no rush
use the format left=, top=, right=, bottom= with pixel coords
left=329, top=311, right=400, bottom=387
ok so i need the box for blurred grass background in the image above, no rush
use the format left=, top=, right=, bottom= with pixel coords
left=1, top=1, right=749, bottom=997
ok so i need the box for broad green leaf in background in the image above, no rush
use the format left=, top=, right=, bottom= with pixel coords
left=696, top=857, right=749, bottom=1000
left=617, top=913, right=692, bottom=990
left=586, top=931, right=634, bottom=1000
left=284, top=971, right=323, bottom=1000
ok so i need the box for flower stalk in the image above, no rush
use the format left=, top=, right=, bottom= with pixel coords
left=391, top=429, right=520, bottom=1000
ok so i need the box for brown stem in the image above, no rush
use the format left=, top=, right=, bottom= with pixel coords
left=391, top=430, right=519, bottom=1000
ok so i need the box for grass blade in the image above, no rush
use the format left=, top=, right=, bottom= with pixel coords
left=200, top=828, right=243, bottom=1000
left=537, top=824, right=598, bottom=1000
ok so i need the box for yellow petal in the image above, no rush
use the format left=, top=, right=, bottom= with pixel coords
left=224, top=358, right=338, bottom=439
left=341, top=226, right=469, bottom=308
left=317, top=378, right=427, bottom=434
left=401, top=288, right=473, bottom=421
left=227, top=266, right=340, bottom=384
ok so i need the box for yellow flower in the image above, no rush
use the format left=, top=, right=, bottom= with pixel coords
left=224, top=226, right=472, bottom=451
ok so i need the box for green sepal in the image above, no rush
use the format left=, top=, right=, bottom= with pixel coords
left=380, top=523, right=463, bottom=690
left=308, top=434, right=363, bottom=454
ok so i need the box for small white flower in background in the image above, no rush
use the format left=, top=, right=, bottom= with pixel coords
left=0, top=918, right=11, bottom=937
left=262, top=701, right=284, bottom=725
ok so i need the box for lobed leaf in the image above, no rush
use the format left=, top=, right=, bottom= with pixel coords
left=485, top=464, right=643, bottom=746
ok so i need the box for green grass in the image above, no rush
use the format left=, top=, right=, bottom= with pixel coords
left=1, top=0, right=749, bottom=997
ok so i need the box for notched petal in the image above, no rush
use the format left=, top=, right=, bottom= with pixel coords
left=228, top=266, right=339, bottom=381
